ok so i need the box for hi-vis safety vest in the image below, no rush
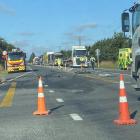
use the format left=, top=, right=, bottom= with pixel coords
left=80, top=56, right=86, bottom=62
left=57, top=58, right=61, bottom=65
left=90, top=57, right=95, bottom=62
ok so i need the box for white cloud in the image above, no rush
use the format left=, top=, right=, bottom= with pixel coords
left=75, top=23, right=97, bottom=32
left=17, top=32, right=36, bottom=37
left=12, top=40, right=30, bottom=48
left=0, top=3, right=16, bottom=16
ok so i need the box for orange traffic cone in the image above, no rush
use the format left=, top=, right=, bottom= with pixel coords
left=114, top=74, right=137, bottom=125
left=33, top=76, right=49, bottom=116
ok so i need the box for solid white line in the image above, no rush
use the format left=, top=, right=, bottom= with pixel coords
left=56, top=98, right=64, bottom=103
left=70, top=114, right=83, bottom=121
left=8, top=72, right=32, bottom=82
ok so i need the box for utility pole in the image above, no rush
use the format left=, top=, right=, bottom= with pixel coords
left=78, top=36, right=81, bottom=46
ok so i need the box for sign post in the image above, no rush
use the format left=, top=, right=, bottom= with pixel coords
left=95, top=49, right=100, bottom=68
left=2, top=51, right=7, bottom=70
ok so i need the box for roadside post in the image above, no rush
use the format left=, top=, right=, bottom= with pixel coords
left=95, top=49, right=100, bottom=68
left=2, top=51, right=7, bottom=70
left=65, top=62, right=67, bottom=71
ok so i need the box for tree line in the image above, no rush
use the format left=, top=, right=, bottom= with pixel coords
left=61, top=32, right=131, bottom=62
left=0, top=37, right=15, bottom=65
left=29, top=32, right=131, bottom=63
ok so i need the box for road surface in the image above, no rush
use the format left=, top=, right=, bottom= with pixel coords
left=0, top=65, right=140, bottom=140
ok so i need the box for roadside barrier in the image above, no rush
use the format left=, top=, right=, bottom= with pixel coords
left=114, top=74, right=137, bottom=125
left=33, top=76, right=49, bottom=116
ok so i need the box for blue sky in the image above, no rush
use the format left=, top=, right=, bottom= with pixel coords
left=0, top=0, right=136, bottom=56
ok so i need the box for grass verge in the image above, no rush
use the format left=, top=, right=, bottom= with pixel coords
left=98, top=61, right=118, bottom=69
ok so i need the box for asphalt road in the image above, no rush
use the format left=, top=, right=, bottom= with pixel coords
left=0, top=65, right=140, bottom=140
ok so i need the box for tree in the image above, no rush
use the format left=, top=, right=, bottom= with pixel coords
left=60, top=50, right=72, bottom=59
left=0, top=37, right=15, bottom=65
left=29, top=52, right=36, bottom=63
left=89, top=32, right=131, bottom=61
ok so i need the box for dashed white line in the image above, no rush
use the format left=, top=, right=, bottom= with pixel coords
left=49, top=90, right=54, bottom=93
left=56, top=98, right=64, bottom=103
left=70, top=114, right=83, bottom=121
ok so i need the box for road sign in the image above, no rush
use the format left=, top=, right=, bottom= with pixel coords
left=95, top=49, right=100, bottom=56
left=2, top=50, right=7, bottom=56
left=95, top=49, right=100, bottom=68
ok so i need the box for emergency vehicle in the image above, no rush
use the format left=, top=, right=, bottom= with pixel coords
left=43, top=52, right=54, bottom=65
left=7, top=49, right=26, bottom=73
left=54, top=52, right=63, bottom=66
left=118, top=48, right=132, bottom=70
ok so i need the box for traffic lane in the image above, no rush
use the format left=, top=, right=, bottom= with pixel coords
left=0, top=65, right=137, bottom=140
left=40, top=67, right=140, bottom=140
left=33, top=66, right=117, bottom=140
left=0, top=69, right=113, bottom=140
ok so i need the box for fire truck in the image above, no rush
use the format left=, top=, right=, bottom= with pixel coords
left=6, top=49, right=26, bottom=73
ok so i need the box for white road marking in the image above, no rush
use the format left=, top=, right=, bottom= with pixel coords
left=112, top=81, right=131, bottom=84
left=28, top=66, right=33, bottom=71
left=131, top=84, right=140, bottom=88
left=7, top=72, right=32, bottom=82
left=49, top=90, right=54, bottom=93
left=56, top=98, right=64, bottom=103
left=98, top=73, right=111, bottom=77
left=44, top=84, right=48, bottom=87
left=70, top=114, right=83, bottom=121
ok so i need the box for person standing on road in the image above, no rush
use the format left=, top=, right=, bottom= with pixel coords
left=90, top=56, right=96, bottom=70
left=57, top=58, right=62, bottom=69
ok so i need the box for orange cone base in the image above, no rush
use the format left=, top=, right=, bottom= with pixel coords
left=33, top=110, right=49, bottom=116
left=114, top=119, right=137, bottom=125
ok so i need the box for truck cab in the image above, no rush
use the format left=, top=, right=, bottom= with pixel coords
left=122, top=3, right=140, bottom=86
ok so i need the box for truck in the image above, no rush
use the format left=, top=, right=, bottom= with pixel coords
left=118, top=48, right=132, bottom=70
left=121, top=3, right=140, bottom=88
left=33, top=57, right=40, bottom=65
left=54, top=52, right=63, bottom=66
left=7, top=49, right=26, bottom=73
left=43, top=52, right=54, bottom=65
left=71, top=46, right=88, bottom=67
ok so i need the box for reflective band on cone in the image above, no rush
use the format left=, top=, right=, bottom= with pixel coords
left=120, top=81, right=125, bottom=89
left=38, top=93, right=44, bottom=98
left=33, top=76, right=49, bottom=116
left=119, top=96, right=127, bottom=103
left=39, top=79, right=43, bottom=87
left=113, top=74, right=137, bottom=125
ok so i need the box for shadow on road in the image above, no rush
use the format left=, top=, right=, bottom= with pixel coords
left=130, top=110, right=138, bottom=119
left=137, top=97, right=140, bottom=101
left=49, top=105, right=64, bottom=114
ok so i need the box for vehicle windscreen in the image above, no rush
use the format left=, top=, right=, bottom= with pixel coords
left=132, top=5, right=140, bottom=34
left=55, top=55, right=63, bottom=59
left=74, top=50, right=87, bottom=57
left=8, top=53, right=24, bottom=61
